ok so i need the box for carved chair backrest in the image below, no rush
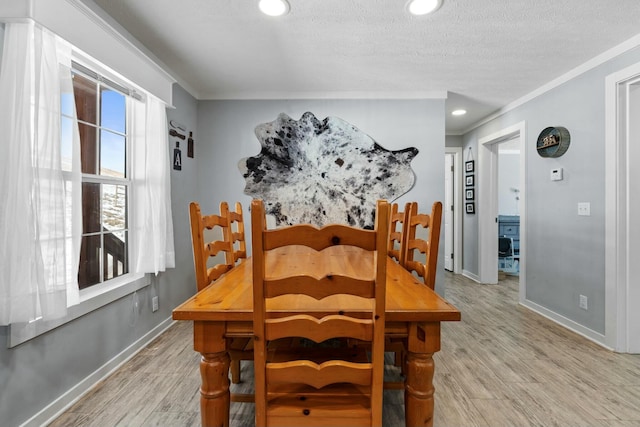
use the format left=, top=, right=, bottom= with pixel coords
left=251, top=198, right=390, bottom=427
left=189, top=202, right=233, bottom=291
left=388, top=202, right=410, bottom=263
left=222, top=201, right=247, bottom=266
left=401, top=201, right=443, bottom=290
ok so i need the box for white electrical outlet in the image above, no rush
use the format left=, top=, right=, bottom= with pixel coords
left=579, top=295, right=588, bottom=310
left=152, top=296, right=159, bottom=312
left=577, top=202, right=591, bottom=216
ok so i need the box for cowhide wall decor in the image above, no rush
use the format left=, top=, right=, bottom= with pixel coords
left=238, top=112, right=418, bottom=229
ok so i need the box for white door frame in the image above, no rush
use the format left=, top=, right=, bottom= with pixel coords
left=605, top=62, right=640, bottom=353
left=478, top=122, right=526, bottom=301
left=445, top=147, right=463, bottom=274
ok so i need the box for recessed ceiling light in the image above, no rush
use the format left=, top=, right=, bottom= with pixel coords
left=451, top=109, right=467, bottom=116
left=259, top=0, right=290, bottom=16
left=407, top=0, right=443, bottom=16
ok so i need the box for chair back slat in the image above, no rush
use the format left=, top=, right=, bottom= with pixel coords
left=264, top=223, right=378, bottom=251
left=265, top=314, right=373, bottom=342
left=267, top=360, right=372, bottom=389
left=265, top=275, right=375, bottom=299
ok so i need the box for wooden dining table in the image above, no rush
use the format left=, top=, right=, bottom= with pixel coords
left=173, top=245, right=461, bottom=427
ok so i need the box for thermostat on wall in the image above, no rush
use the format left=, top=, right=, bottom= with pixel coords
left=550, top=167, right=563, bottom=181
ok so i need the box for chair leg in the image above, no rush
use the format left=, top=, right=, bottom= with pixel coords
left=394, top=351, right=402, bottom=367
left=230, top=359, right=241, bottom=384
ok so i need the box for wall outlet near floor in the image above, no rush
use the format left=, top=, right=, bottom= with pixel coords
left=579, top=294, right=588, bottom=310
left=578, top=202, right=591, bottom=216
left=152, top=296, right=159, bottom=312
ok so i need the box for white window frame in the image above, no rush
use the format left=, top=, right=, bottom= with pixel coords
left=8, top=51, right=150, bottom=348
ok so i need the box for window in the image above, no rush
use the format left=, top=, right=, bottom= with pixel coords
left=61, top=63, right=131, bottom=290
left=3, top=20, right=174, bottom=346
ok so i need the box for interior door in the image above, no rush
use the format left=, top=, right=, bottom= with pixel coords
left=628, top=80, right=640, bottom=353
left=444, top=154, right=454, bottom=271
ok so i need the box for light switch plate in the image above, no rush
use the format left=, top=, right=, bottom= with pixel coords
left=578, top=202, right=590, bottom=216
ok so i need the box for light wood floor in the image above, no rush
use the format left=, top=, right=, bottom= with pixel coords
left=49, top=273, right=640, bottom=427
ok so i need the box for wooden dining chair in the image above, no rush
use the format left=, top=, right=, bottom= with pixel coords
left=189, top=201, right=253, bottom=387
left=382, top=201, right=444, bottom=385
left=387, top=202, right=409, bottom=263
left=189, top=201, right=234, bottom=292
left=385, top=202, right=411, bottom=372
left=251, top=198, right=390, bottom=427
left=401, top=201, right=443, bottom=290
left=217, top=201, right=255, bottom=386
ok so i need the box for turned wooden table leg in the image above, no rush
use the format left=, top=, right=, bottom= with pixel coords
left=405, top=322, right=440, bottom=427
left=194, top=321, right=230, bottom=427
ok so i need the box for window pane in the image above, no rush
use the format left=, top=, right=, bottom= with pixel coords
left=101, top=88, right=126, bottom=133
left=79, top=122, right=98, bottom=175
left=73, top=74, right=97, bottom=125
left=61, top=90, right=74, bottom=117
left=61, top=116, right=74, bottom=172
left=102, top=184, right=127, bottom=231
left=100, top=130, right=126, bottom=178
left=104, top=231, right=128, bottom=280
left=82, top=182, right=101, bottom=234
left=78, top=234, right=101, bottom=289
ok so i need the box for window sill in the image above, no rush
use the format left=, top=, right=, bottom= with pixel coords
left=7, top=273, right=150, bottom=348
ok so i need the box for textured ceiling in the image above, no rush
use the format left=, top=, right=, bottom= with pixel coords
left=90, top=0, right=640, bottom=134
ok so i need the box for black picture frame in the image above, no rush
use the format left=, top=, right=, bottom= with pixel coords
left=173, top=148, right=182, bottom=171
left=465, top=160, right=475, bottom=173
left=465, top=175, right=474, bottom=187
left=466, top=202, right=475, bottom=214
left=465, top=188, right=475, bottom=200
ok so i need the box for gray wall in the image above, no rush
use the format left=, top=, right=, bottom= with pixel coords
left=461, top=45, right=640, bottom=335
left=445, top=134, right=463, bottom=147
left=195, top=99, right=446, bottom=292
left=0, top=84, right=198, bottom=427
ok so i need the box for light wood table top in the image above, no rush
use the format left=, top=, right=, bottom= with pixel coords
left=173, top=245, right=460, bottom=323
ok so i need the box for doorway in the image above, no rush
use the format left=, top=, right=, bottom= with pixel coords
left=444, top=147, right=462, bottom=274
left=605, top=62, right=640, bottom=353
left=478, top=122, right=526, bottom=302
left=497, top=138, right=521, bottom=279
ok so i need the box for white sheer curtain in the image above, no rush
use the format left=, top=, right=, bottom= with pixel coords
left=0, top=22, right=81, bottom=325
left=131, top=95, right=175, bottom=275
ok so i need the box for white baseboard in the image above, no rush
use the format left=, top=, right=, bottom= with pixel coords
left=21, top=317, right=176, bottom=427
left=462, top=270, right=481, bottom=283
left=520, top=299, right=611, bottom=350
